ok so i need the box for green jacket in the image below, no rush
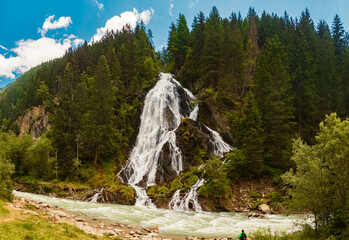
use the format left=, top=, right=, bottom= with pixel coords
left=238, top=232, right=247, bottom=239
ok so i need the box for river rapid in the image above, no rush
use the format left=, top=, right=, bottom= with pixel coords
left=14, top=191, right=313, bottom=238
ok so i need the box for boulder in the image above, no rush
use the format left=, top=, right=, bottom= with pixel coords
left=258, top=204, right=271, bottom=214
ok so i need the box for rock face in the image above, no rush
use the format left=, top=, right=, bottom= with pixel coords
left=15, top=105, right=50, bottom=138
left=258, top=204, right=271, bottom=214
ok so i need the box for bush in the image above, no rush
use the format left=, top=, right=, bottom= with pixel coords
left=0, top=155, right=14, bottom=201
left=225, top=149, right=247, bottom=180
left=267, top=191, right=282, bottom=202
left=200, top=158, right=231, bottom=198
left=170, top=179, right=182, bottom=192
left=250, top=191, right=261, bottom=199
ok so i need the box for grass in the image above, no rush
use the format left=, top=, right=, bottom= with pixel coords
left=0, top=201, right=10, bottom=218
left=0, top=202, right=120, bottom=240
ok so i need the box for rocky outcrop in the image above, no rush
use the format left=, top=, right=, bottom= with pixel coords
left=15, top=105, right=50, bottom=138
left=198, top=101, right=233, bottom=143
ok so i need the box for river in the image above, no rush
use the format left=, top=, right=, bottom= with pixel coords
left=14, top=191, right=313, bottom=238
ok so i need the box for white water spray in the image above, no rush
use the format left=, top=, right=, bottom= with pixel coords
left=89, top=188, right=104, bottom=203
left=205, top=126, right=233, bottom=157
left=118, top=73, right=198, bottom=206
left=168, top=179, right=204, bottom=211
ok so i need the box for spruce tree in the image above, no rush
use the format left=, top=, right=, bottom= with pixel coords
left=201, top=6, right=224, bottom=88
left=236, top=90, right=264, bottom=175
left=82, top=55, right=119, bottom=165
left=255, top=36, right=295, bottom=169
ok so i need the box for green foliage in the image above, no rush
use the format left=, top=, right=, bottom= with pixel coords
left=170, top=179, right=182, bottom=192
left=147, top=185, right=170, bottom=199
left=200, top=158, right=231, bottom=198
left=249, top=191, right=261, bottom=199
left=266, top=191, right=282, bottom=202
left=230, top=91, right=264, bottom=176
left=282, top=113, right=349, bottom=235
left=0, top=155, right=14, bottom=201
left=225, top=149, right=247, bottom=180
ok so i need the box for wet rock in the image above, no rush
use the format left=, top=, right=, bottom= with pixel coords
left=258, top=204, right=271, bottom=214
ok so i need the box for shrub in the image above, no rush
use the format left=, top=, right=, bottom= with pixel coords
left=267, top=191, right=282, bottom=202
left=250, top=191, right=261, bottom=199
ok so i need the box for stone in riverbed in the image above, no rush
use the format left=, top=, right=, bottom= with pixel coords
left=258, top=204, right=271, bottom=214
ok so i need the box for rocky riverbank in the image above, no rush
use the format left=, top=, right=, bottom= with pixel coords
left=13, top=175, right=285, bottom=215
left=9, top=196, right=257, bottom=239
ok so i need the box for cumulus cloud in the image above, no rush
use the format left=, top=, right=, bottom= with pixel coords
left=92, top=0, right=104, bottom=12
left=38, top=15, right=72, bottom=36
left=0, top=45, right=7, bottom=51
left=169, top=0, right=174, bottom=16
left=0, top=37, right=76, bottom=79
left=90, top=8, right=154, bottom=43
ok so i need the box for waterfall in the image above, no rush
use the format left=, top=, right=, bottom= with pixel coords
left=205, top=126, right=233, bottom=157
left=118, top=73, right=198, bottom=206
left=89, top=188, right=104, bottom=203
left=168, top=179, right=204, bottom=211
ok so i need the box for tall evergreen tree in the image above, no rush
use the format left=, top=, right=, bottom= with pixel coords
left=331, top=14, right=347, bottom=62
left=291, top=9, right=320, bottom=142
left=255, top=36, right=295, bottom=169
left=233, top=90, right=264, bottom=175
left=201, top=6, right=224, bottom=88
left=82, top=55, right=119, bottom=165
left=316, top=20, right=338, bottom=114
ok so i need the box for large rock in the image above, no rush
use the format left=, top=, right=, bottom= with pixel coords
left=15, top=105, right=50, bottom=138
left=258, top=204, right=271, bottom=214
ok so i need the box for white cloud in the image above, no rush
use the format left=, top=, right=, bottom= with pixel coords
left=38, top=15, right=72, bottom=37
left=169, top=0, right=174, bottom=16
left=90, top=8, right=154, bottom=43
left=0, top=37, right=75, bottom=79
left=92, top=0, right=104, bottom=12
left=0, top=45, right=7, bottom=51
left=189, top=0, right=198, bottom=8
left=73, top=38, right=85, bottom=47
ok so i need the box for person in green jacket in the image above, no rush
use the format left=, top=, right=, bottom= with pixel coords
left=238, top=229, right=247, bottom=240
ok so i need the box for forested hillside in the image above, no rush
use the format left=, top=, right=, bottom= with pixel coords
left=0, top=24, right=160, bottom=181
left=165, top=7, right=349, bottom=173
left=0, top=7, right=349, bottom=237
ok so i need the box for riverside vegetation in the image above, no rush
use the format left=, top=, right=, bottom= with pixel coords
left=0, top=6, right=349, bottom=239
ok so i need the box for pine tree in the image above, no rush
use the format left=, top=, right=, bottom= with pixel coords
left=235, top=90, right=264, bottom=175
left=201, top=6, right=224, bottom=88
left=331, top=14, right=347, bottom=62
left=219, top=19, right=246, bottom=98
left=316, top=20, right=338, bottom=114
left=167, top=14, right=190, bottom=74
left=255, top=36, right=295, bottom=169
left=291, top=9, right=320, bottom=142
left=82, top=55, right=119, bottom=165
left=52, top=58, right=81, bottom=178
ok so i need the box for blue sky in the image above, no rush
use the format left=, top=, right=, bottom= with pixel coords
left=0, top=0, right=348, bottom=87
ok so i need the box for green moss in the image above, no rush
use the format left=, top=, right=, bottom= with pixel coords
left=146, top=185, right=171, bottom=199
left=183, top=173, right=198, bottom=188
left=170, top=179, right=182, bottom=192
left=119, top=185, right=134, bottom=199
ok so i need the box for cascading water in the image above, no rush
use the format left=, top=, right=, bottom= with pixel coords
left=168, top=179, right=204, bottom=211
left=89, top=188, right=104, bottom=203
left=118, top=73, right=198, bottom=207
left=205, top=126, right=233, bottom=157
